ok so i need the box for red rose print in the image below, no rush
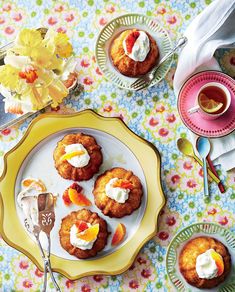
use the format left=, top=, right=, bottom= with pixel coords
left=3, top=4, right=11, bottom=11
left=19, top=260, right=29, bottom=269
left=167, top=15, right=177, bottom=25
left=57, top=27, right=67, bottom=33
left=48, top=17, right=57, bottom=25
left=81, top=59, right=90, bottom=68
left=186, top=179, right=197, bottom=188
left=166, top=216, right=176, bottom=226
left=230, top=56, right=235, bottom=66
left=158, top=231, right=169, bottom=240
left=65, top=13, right=74, bottom=22
left=23, top=280, right=33, bottom=288
left=158, top=128, right=169, bottom=137
left=171, top=174, right=180, bottom=184
left=81, top=284, right=91, bottom=292
left=149, top=117, right=159, bottom=126
left=106, top=5, right=115, bottom=13
left=218, top=216, right=228, bottom=226
left=183, top=161, right=193, bottom=170
left=55, top=5, right=64, bottom=12
left=12, top=13, right=22, bottom=22
left=129, top=263, right=135, bottom=270
left=99, top=17, right=107, bottom=26
left=141, top=268, right=151, bottom=278
left=0, top=17, right=5, bottom=24
left=66, top=280, right=74, bottom=288
left=166, top=113, right=176, bottom=123
left=157, top=7, right=166, bottom=14
left=103, top=105, right=112, bottom=112
left=95, top=67, right=102, bottom=75
left=1, top=128, right=11, bottom=135
left=83, top=77, right=93, bottom=85
left=4, top=26, right=14, bottom=34
left=35, top=268, right=43, bottom=277
left=129, top=280, right=139, bottom=289
left=207, top=208, right=217, bottom=215
left=137, top=257, right=147, bottom=265
left=93, top=275, right=103, bottom=282
left=156, top=105, right=165, bottom=113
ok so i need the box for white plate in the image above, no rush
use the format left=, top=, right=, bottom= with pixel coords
left=15, top=128, right=147, bottom=260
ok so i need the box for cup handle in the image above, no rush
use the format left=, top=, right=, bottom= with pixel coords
left=188, top=105, right=200, bottom=114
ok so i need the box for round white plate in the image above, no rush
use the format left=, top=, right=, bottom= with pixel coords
left=95, top=13, right=173, bottom=90
left=15, top=128, right=147, bottom=260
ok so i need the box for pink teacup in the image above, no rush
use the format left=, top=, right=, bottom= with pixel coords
left=188, top=82, right=231, bottom=120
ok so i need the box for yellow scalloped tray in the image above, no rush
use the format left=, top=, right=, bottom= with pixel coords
left=0, top=110, right=165, bottom=280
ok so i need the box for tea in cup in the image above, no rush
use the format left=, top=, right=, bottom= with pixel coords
left=188, top=82, right=231, bottom=120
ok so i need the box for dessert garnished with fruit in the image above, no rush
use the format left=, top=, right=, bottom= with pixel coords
left=59, top=209, right=108, bottom=259
left=53, top=133, right=103, bottom=181
left=110, top=29, right=159, bottom=77
left=93, top=167, right=143, bottom=218
left=179, top=236, right=231, bottom=289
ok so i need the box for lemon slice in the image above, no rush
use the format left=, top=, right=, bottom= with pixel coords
left=199, top=93, right=223, bottom=113
left=61, top=150, right=85, bottom=161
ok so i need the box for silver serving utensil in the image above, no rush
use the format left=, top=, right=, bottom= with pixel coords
left=130, top=36, right=187, bottom=91
left=37, top=193, right=60, bottom=292
left=196, top=137, right=211, bottom=197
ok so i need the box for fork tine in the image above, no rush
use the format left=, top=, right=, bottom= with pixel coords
left=131, top=79, right=147, bottom=90
left=134, top=83, right=148, bottom=91
left=131, top=78, right=145, bottom=88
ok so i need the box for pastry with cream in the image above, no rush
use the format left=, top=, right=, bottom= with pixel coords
left=93, top=167, right=143, bottom=218
left=53, top=133, right=103, bottom=181
left=179, top=236, right=231, bottom=289
left=110, top=29, right=159, bottom=77
left=59, top=209, right=108, bottom=259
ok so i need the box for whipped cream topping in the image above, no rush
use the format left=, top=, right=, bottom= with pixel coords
left=65, top=143, right=90, bottom=168
left=196, top=249, right=221, bottom=279
left=123, top=31, right=150, bottom=62
left=105, top=178, right=130, bottom=203
left=70, top=223, right=97, bottom=250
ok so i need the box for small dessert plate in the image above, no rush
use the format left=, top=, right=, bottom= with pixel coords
left=95, top=13, right=172, bottom=90
left=166, top=222, right=235, bottom=292
left=178, top=71, right=235, bottom=138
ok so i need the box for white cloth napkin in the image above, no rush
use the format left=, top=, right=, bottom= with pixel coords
left=174, top=0, right=235, bottom=171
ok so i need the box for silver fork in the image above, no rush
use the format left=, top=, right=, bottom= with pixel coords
left=130, top=36, right=188, bottom=91
left=37, top=193, right=61, bottom=292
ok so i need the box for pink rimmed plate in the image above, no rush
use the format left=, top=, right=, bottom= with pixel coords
left=178, top=71, right=235, bottom=138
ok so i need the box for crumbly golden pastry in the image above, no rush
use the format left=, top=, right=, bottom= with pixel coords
left=110, top=29, right=159, bottom=77
left=93, top=167, right=143, bottom=218
left=53, top=133, right=102, bottom=181
left=59, top=209, right=108, bottom=259
left=179, top=236, right=231, bottom=289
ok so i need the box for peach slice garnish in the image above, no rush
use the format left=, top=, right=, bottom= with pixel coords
left=211, top=250, right=224, bottom=276
left=60, top=150, right=85, bottom=161
left=22, top=178, right=46, bottom=192
left=111, top=223, right=126, bottom=246
left=112, top=179, right=133, bottom=190
left=77, top=223, right=99, bottom=241
left=68, top=188, right=92, bottom=206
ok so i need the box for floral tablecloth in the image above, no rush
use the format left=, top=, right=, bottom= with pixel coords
left=0, top=0, right=235, bottom=291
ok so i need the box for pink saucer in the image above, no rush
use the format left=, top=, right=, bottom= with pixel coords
left=178, top=71, right=235, bottom=138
